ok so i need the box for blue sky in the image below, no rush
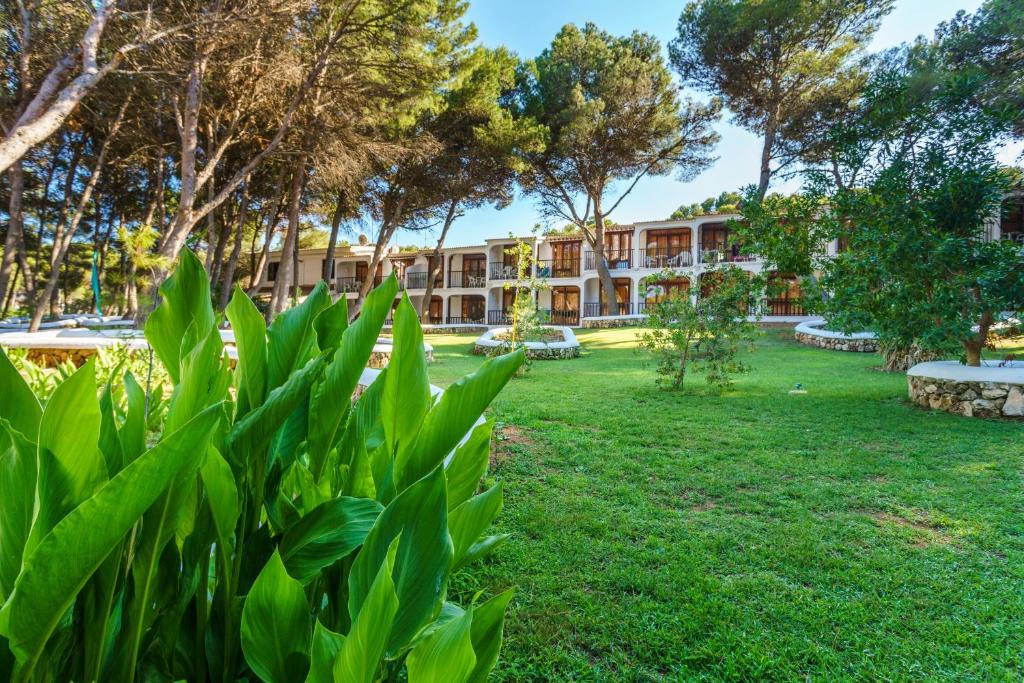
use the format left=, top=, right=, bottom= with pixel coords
left=393, top=0, right=993, bottom=248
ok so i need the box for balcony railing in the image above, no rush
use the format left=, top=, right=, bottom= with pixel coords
left=335, top=276, right=361, bottom=293
left=638, top=250, right=693, bottom=269
left=535, top=258, right=580, bottom=278
left=405, top=271, right=428, bottom=289
left=582, top=302, right=637, bottom=318
left=699, top=247, right=757, bottom=264
left=489, top=262, right=518, bottom=280
left=761, top=298, right=806, bottom=316
left=584, top=249, right=633, bottom=271
left=487, top=310, right=512, bottom=325
left=448, top=270, right=488, bottom=288
left=445, top=315, right=485, bottom=325
left=538, top=308, right=580, bottom=326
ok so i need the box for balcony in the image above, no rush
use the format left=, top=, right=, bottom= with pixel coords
left=335, top=276, right=361, bottom=293
left=487, top=310, right=512, bottom=325
left=584, top=249, right=633, bottom=271
left=538, top=308, right=580, bottom=326
left=638, top=250, right=693, bottom=269
left=448, top=270, right=488, bottom=288
left=761, top=298, right=805, bottom=316
left=489, top=262, right=518, bottom=280
left=446, top=315, right=485, bottom=325
left=405, top=271, right=428, bottom=289
left=582, top=302, right=637, bottom=318
left=699, top=246, right=757, bottom=264
left=535, top=258, right=581, bottom=278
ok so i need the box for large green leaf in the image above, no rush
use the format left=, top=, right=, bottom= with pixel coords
left=226, top=284, right=269, bottom=418
left=313, top=295, right=349, bottom=352
left=306, top=620, right=344, bottom=683
left=405, top=605, right=476, bottom=683
left=279, top=496, right=382, bottom=584
left=266, top=281, right=330, bottom=392
left=228, top=354, right=326, bottom=460
left=241, top=549, right=311, bottom=683
left=380, top=295, right=431, bottom=463
left=397, top=349, right=523, bottom=491
left=333, top=555, right=398, bottom=683
left=307, top=275, right=398, bottom=477
left=444, top=419, right=493, bottom=511
left=0, top=420, right=36, bottom=602
left=200, top=447, right=239, bottom=550
left=0, top=404, right=221, bottom=672
left=117, top=371, right=146, bottom=464
left=164, top=323, right=231, bottom=433
left=448, top=484, right=503, bottom=569
left=348, top=465, right=453, bottom=655
left=466, top=590, right=514, bottom=683
left=0, top=347, right=41, bottom=440
left=26, top=359, right=106, bottom=557
left=144, top=249, right=216, bottom=383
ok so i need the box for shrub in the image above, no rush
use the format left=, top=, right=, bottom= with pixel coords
left=637, top=266, right=759, bottom=389
left=0, top=250, right=524, bottom=682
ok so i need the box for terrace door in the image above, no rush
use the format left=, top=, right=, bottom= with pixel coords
left=604, top=232, right=632, bottom=269
left=428, top=296, right=443, bottom=323
left=502, top=247, right=518, bottom=279
left=552, top=241, right=581, bottom=277
left=646, top=230, right=690, bottom=268
left=598, top=278, right=631, bottom=314
left=551, top=286, right=580, bottom=325
left=463, top=296, right=485, bottom=323
left=464, top=254, right=486, bottom=286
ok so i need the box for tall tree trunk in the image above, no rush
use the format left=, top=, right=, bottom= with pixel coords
left=210, top=202, right=234, bottom=286
left=419, top=198, right=459, bottom=322
left=28, top=96, right=128, bottom=331
left=0, top=161, right=29, bottom=306
left=247, top=175, right=286, bottom=294
left=218, top=182, right=249, bottom=310
left=268, top=155, right=307, bottom=319
left=963, top=310, right=994, bottom=367
left=756, top=110, right=779, bottom=201
left=592, top=201, right=619, bottom=316
left=322, top=191, right=346, bottom=286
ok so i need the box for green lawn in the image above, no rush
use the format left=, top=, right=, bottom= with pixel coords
left=425, top=328, right=1024, bottom=682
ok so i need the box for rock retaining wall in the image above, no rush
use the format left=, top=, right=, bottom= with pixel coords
left=581, top=315, right=646, bottom=329
left=793, top=320, right=879, bottom=353
left=473, top=326, right=580, bottom=360
left=906, top=361, right=1024, bottom=418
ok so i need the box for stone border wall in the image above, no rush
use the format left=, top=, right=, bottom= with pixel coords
left=793, top=320, right=879, bottom=353
left=906, top=361, right=1023, bottom=418
left=581, top=315, right=646, bottom=329
left=473, top=326, right=580, bottom=360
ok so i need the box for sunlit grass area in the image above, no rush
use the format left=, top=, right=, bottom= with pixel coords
left=428, top=327, right=1024, bottom=681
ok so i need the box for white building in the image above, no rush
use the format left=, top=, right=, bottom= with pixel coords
left=255, top=198, right=1024, bottom=327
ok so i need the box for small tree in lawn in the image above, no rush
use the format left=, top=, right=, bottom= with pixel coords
left=498, top=240, right=548, bottom=371
left=637, top=266, right=760, bottom=390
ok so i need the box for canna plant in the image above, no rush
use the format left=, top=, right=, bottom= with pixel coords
left=0, top=250, right=524, bottom=682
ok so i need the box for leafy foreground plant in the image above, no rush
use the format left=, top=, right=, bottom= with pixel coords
left=0, top=250, right=524, bottom=682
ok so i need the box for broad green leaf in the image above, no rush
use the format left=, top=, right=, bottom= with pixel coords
left=165, top=323, right=231, bottom=433
left=0, top=347, right=41, bottom=440
left=338, top=368, right=388, bottom=499
left=466, top=590, right=514, bottom=683
left=267, top=281, right=330, bottom=392
left=117, top=371, right=146, bottom=464
left=144, top=249, right=215, bottom=383
left=228, top=354, right=326, bottom=459
left=405, top=605, right=475, bottom=683
left=455, top=534, right=510, bottom=573
left=279, top=496, right=383, bottom=584
left=0, top=420, right=35, bottom=602
left=26, top=359, right=106, bottom=557
left=241, top=550, right=311, bottom=683
left=333, top=556, right=398, bottom=683
left=0, top=404, right=220, bottom=670
left=307, top=275, right=398, bottom=476
left=445, top=419, right=493, bottom=511
left=397, top=349, right=523, bottom=491
left=200, top=447, right=239, bottom=549
left=226, top=284, right=268, bottom=418
left=348, top=466, right=453, bottom=655
left=381, top=295, right=430, bottom=463
left=313, top=295, right=348, bottom=352
left=306, top=620, right=344, bottom=683
left=98, top=380, right=123, bottom=475
left=449, top=485, right=503, bottom=569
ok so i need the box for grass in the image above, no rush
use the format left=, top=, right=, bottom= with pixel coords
left=425, top=327, right=1024, bottom=681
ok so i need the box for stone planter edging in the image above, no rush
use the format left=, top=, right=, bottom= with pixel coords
left=906, top=360, right=1024, bottom=418
left=581, top=314, right=647, bottom=329
left=473, top=326, right=580, bottom=359
left=794, top=320, right=879, bottom=353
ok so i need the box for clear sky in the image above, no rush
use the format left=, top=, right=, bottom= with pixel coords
left=392, top=0, right=1001, bottom=248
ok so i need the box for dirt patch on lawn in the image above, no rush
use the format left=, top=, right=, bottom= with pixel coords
left=490, top=423, right=535, bottom=469
left=865, top=509, right=955, bottom=547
